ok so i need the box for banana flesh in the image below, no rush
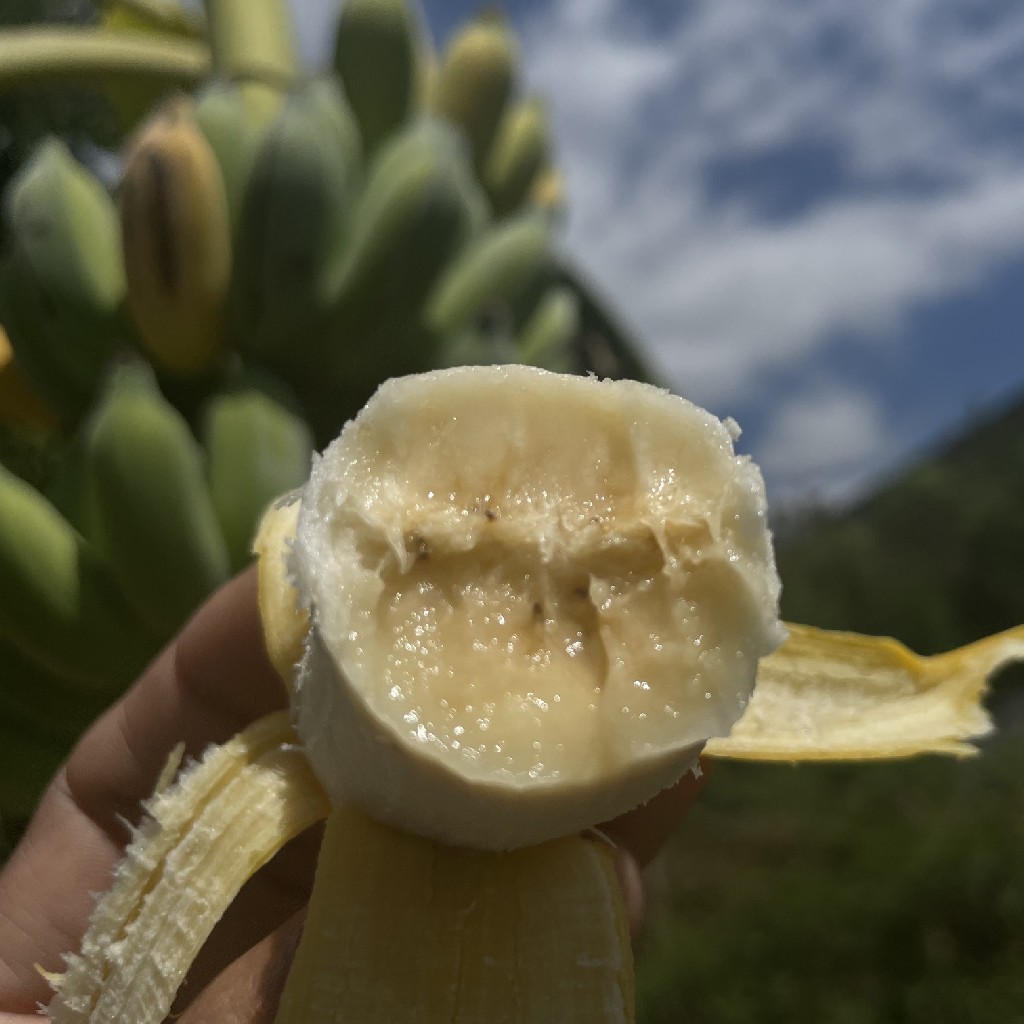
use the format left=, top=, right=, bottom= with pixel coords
left=46, top=712, right=329, bottom=1024
left=292, top=366, right=784, bottom=850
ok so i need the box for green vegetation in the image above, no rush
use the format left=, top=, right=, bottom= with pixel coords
left=637, top=391, right=1024, bottom=1023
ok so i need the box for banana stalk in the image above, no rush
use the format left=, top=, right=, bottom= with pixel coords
left=202, top=0, right=298, bottom=85
left=0, top=28, right=208, bottom=92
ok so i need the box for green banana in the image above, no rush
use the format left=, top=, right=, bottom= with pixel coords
left=120, top=95, right=232, bottom=377
left=230, top=80, right=361, bottom=370
left=333, top=0, right=425, bottom=155
left=82, top=362, right=230, bottom=642
left=333, top=0, right=424, bottom=155
left=327, top=119, right=487, bottom=409
left=0, top=462, right=159, bottom=689
left=0, top=639, right=113, bottom=746
left=203, top=378, right=313, bottom=572
left=0, top=139, right=125, bottom=421
left=424, top=210, right=551, bottom=337
left=432, top=11, right=519, bottom=173
left=195, top=80, right=280, bottom=231
left=484, top=96, right=550, bottom=217
left=517, top=285, right=579, bottom=372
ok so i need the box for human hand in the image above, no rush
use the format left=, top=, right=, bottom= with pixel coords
left=0, top=570, right=707, bottom=1023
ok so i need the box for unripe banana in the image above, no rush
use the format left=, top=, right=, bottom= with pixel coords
left=0, top=462, right=159, bottom=688
left=484, top=96, right=550, bottom=217
left=432, top=11, right=519, bottom=173
left=203, top=378, right=313, bottom=572
left=194, top=80, right=280, bottom=230
left=517, top=284, right=579, bottom=372
left=82, top=361, right=231, bottom=641
left=0, top=139, right=125, bottom=420
left=0, top=323, right=57, bottom=430
left=424, top=210, right=550, bottom=337
left=333, top=0, right=423, bottom=155
left=230, top=80, right=361, bottom=369
left=0, top=639, right=112, bottom=746
left=328, top=119, right=486, bottom=400
left=120, top=96, right=232, bottom=376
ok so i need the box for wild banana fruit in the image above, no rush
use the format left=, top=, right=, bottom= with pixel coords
left=484, top=96, right=550, bottom=217
left=0, top=463, right=158, bottom=688
left=45, top=367, right=1023, bottom=1024
left=432, top=11, right=519, bottom=173
left=120, top=96, right=232, bottom=376
left=425, top=211, right=551, bottom=338
left=82, top=362, right=230, bottom=641
left=517, top=284, right=579, bottom=372
left=203, top=379, right=313, bottom=572
left=230, top=81, right=361, bottom=367
left=333, top=0, right=422, bottom=155
left=194, top=80, right=279, bottom=230
left=329, top=120, right=486, bottom=399
left=0, top=140, right=125, bottom=420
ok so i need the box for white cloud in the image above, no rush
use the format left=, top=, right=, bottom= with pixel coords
left=518, top=0, right=1024, bottom=498
left=754, top=385, right=889, bottom=504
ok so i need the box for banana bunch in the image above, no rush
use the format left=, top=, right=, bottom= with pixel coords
left=43, top=368, right=1024, bottom=1024
left=0, top=358, right=312, bottom=819
left=109, top=0, right=574, bottom=439
left=0, top=0, right=613, bottom=823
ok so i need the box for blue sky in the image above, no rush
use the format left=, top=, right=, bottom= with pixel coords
left=285, top=0, right=1024, bottom=507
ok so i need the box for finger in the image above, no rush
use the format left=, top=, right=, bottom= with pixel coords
left=67, top=567, right=286, bottom=840
left=0, top=569, right=288, bottom=1008
left=178, top=913, right=304, bottom=1024
left=599, top=758, right=711, bottom=867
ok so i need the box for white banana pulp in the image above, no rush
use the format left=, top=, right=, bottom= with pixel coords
left=293, top=365, right=785, bottom=848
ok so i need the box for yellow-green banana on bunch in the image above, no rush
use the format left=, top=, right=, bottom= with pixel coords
left=202, top=378, right=313, bottom=572
left=484, top=96, right=550, bottom=218
left=230, top=79, right=362, bottom=380
left=194, top=81, right=280, bottom=231
left=431, top=11, right=519, bottom=176
left=0, top=140, right=127, bottom=426
left=80, top=361, right=230, bottom=643
left=120, top=95, right=233, bottom=378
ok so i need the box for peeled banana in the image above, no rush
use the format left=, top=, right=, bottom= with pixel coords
left=120, top=95, right=232, bottom=376
left=81, top=362, right=230, bottom=641
left=44, top=366, right=1024, bottom=1024
left=0, top=139, right=125, bottom=420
